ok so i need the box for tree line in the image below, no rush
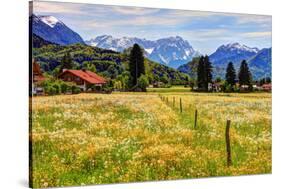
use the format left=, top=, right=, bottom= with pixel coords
left=195, top=55, right=264, bottom=92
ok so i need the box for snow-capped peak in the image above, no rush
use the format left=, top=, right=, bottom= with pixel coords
left=38, top=15, right=62, bottom=28
left=221, top=42, right=259, bottom=53
left=85, top=35, right=200, bottom=68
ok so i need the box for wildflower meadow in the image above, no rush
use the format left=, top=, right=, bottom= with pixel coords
left=30, top=92, right=271, bottom=188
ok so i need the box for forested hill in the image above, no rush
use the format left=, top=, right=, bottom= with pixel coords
left=32, top=34, right=188, bottom=85
left=32, top=33, right=58, bottom=48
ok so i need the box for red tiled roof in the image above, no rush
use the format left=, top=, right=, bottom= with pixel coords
left=61, top=69, right=106, bottom=84
left=84, top=70, right=106, bottom=83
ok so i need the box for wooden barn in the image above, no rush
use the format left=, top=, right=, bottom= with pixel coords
left=58, top=69, right=107, bottom=91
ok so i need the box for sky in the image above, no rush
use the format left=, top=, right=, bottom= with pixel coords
left=32, top=1, right=272, bottom=54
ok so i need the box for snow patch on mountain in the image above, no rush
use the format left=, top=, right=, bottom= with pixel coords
left=218, top=43, right=259, bottom=53
left=159, top=54, right=168, bottom=64
left=145, top=48, right=154, bottom=54
left=38, top=15, right=62, bottom=28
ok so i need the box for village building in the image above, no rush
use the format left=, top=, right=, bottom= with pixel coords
left=262, top=83, right=272, bottom=92
left=58, top=69, right=107, bottom=91
left=212, top=82, right=223, bottom=92
left=32, top=60, right=45, bottom=95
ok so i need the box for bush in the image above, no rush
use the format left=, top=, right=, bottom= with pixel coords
left=71, top=86, right=81, bottom=94
left=113, top=80, right=122, bottom=90
left=224, top=84, right=232, bottom=93
left=52, top=83, right=61, bottom=94
left=42, top=78, right=80, bottom=95
left=233, top=85, right=240, bottom=92
left=45, top=85, right=57, bottom=95
left=137, top=74, right=149, bottom=92
left=60, top=82, right=68, bottom=93
left=102, top=83, right=113, bottom=93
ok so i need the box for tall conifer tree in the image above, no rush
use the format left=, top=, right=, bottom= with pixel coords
left=225, top=62, right=236, bottom=86
left=129, top=44, right=145, bottom=87
left=238, top=60, right=252, bottom=86
left=197, top=56, right=205, bottom=89
left=204, top=55, right=213, bottom=90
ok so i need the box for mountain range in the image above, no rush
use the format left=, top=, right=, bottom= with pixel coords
left=209, top=43, right=259, bottom=67
left=178, top=43, right=271, bottom=79
left=30, top=14, right=85, bottom=45
left=31, top=14, right=271, bottom=79
left=85, top=35, right=200, bottom=68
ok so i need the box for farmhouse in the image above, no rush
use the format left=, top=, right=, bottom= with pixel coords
left=32, top=59, right=45, bottom=95
left=59, top=69, right=107, bottom=91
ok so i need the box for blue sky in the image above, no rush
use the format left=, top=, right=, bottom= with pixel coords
left=33, top=1, right=272, bottom=54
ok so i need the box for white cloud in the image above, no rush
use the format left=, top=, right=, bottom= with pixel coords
left=236, top=14, right=272, bottom=26
left=77, top=14, right=189, bottom=28
left=181, top=29, right=235, bottom=42
left=112, top=6, right=160, bottom=15
left=164, top=9, right=222, bottom=18
left=241, top=31, right=272, bottom=38
left=32, top=1, right=86, bottom=15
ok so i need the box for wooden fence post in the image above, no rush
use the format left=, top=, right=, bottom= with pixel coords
left=194, top=109, right=198, bottom=129
left=173, top=97, right=175, bottom=107
left=180, top=98, right=182, bottom=113
left=225, top=120, right=232, bottom=167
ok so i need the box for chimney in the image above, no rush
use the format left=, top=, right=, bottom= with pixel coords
left=82, top=68, right=86, bottom=72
